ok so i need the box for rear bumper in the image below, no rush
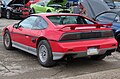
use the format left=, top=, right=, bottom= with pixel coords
left=52, top=47, right=116, bottom=60
left=49, top=38, right=117, bottom=60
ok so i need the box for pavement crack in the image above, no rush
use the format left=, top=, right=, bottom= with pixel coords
left=0, top=63, right=11, bottom=72
left=51, top=69, right=63, bottom=77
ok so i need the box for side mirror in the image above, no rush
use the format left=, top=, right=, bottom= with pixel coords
left=13, top=23, right=19, bottom=29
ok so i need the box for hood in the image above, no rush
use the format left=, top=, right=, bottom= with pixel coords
left=81, top=0, right=110, bottom=19
left=2, top=0, right=29, bottom=6
left=47, top=0, right=67, bottom=6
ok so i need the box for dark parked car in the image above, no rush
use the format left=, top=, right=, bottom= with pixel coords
left=0, top=0, right=33, bottom=19
left=95, top=11, right=120, bottom=51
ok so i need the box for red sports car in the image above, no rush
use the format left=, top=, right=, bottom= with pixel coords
left=2, top=13, right=117, bottom=67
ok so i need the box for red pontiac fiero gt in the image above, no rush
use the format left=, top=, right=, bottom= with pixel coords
left=2, top=13, right=117, bottom=67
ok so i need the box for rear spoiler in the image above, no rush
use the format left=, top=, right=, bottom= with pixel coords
left=56, top=24, right=112, bottom=30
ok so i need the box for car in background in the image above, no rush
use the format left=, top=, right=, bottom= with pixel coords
left=48, top=4, right=71, bottom=13
left=2, top=13, right=117, bottom=67
left=30, top=0, right=71, bottom=13
left=95, top=11, right=120, bottom=51
left=30, top=1, right=55, bottom=13
left=0, top=0, right=33, bottom=19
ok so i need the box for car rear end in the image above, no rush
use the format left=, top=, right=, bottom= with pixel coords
left=49, top=24, right=117, bottom=60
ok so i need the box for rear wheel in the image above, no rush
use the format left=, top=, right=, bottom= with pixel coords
left=90, top=54, right=106, bottom=60
left=3, top=30, right=13, bottom=50
left=6, top=10, right=11, bottom=19
left=37, top=40, right=55, bottom=67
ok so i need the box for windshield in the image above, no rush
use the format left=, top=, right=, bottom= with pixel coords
left=47, top=15, right=95, bottom=25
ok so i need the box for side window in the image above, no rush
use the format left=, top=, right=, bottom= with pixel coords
left=19, top=16, right=38, bottom=29
left=40, top=2, right=45, bottom=6
left=33, top=17, right=48, bottom=29
left=36, top=2, right=45, bottom=6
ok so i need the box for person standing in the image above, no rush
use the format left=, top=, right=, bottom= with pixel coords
left=72, top=2, right=81, bottom=14
left=72, top=2, right=87, bottom=16
left=79, top=3, right=87, bottom=16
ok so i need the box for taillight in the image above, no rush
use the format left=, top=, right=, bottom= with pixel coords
left=59, top=30, right=114, bottom=42
left=60, top=33, right=80, bottom=41
left=102, top=30, right=114, bottom=37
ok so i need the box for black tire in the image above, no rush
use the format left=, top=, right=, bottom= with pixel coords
left=116, top=33, right=120, bottom=52
left=3, top=30, right=13, bottom=50
left=47, top=9, right=51, bottom=12
left=6, top=10, right=11, bottom=19
left=37, top=40, right=55, bottom=67
left=90, top=54, right=106, bottom=60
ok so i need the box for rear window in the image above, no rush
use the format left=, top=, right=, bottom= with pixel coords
left=47, top=15, right=95, bottom=25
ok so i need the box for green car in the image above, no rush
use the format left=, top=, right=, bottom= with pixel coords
left=30, top=0, right=71, bottom=13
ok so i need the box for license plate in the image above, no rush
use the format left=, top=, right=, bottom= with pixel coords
left=87, top=48, right=98, bottom=55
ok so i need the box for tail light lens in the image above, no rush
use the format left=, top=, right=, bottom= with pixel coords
left=60, top=33, right=80, bottom=41
left=102, top=31, right=114, bottom=38
left=59, top=30, right=114, bottom=42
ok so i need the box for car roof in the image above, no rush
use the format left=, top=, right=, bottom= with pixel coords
left=32, top=13, right=82, bottom=17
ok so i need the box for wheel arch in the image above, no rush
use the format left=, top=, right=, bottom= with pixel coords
left=36, top=36, right=55, bottom=67
left=3, top=28, right=9, bottom=35
left=36, top=37, right=49, bottom=48
left=46, top=9, right=51, bottom=12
